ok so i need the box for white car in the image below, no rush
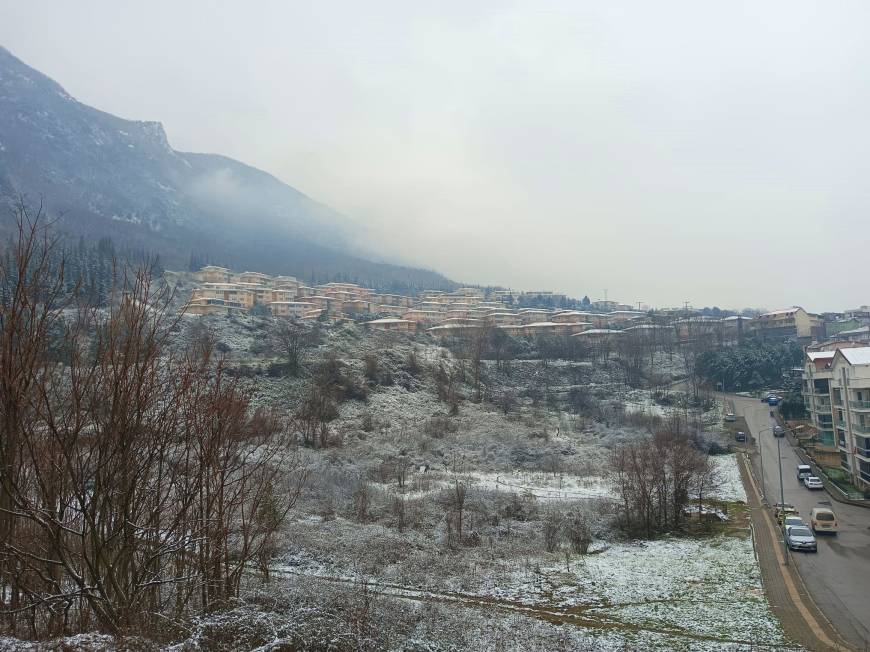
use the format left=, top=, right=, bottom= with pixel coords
left=724, top=412, right=736, bottom=422
left=803, top=476, right=824, bottom=490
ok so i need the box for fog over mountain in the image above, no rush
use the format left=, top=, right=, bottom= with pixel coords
left=0, top=46, right=455, bottom=291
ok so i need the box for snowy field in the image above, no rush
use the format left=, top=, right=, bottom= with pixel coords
left=274, top=533, right=795, bottom=651
left=711, top=453, right=747, bottom=502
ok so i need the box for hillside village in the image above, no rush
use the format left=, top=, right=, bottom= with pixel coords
left=184, top=265, right=868, bottom=345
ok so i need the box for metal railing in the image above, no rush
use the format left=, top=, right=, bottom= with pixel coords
left=850, top=399, right=870, bottom=410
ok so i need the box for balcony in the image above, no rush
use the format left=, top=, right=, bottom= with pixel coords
left=856, top=446, right=870, bottom=460
left=852, top=422, right=870, bottom=435
left=837, top=420, right=847, bottom=429
left=815, top=398, right=832, bottom=412
left=850, top=399, right=870, bottom=411
left=817, top=428, right=836, bottom=445
left=833, top=395, right=844, bottom=407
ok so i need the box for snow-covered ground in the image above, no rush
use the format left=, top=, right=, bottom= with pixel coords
left=711, top=454, right=747, bottom=502
left=273, top=532, right=794, bottom=651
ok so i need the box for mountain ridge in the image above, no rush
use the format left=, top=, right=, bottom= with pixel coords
left=0, top=45, right=456, bottom=291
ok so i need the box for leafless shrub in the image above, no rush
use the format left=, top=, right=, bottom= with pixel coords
left=422, top=415, right=459, bottom=439
left=565, top=511, right=593, bottom=554
left=542, top=510, right=562, bottom=552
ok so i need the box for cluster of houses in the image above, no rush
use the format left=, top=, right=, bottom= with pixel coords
left=185, top=266, right=415, bottom=320
left=183, top=266, right=655, bottom=338
left=184, top=267, right=866, bottom=348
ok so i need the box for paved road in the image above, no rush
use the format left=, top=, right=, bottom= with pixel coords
left=734, top=395, right=870, bottom=650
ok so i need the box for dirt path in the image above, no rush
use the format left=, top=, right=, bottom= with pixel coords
left=737, top=452, right=856, bottom=651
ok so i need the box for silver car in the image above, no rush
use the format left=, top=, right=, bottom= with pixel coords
left=785, top=525, right=817, bottom=552
left=803, top=476, right=824, bottom=490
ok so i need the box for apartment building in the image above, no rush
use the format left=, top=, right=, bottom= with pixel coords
left=199, top=266, right=233, bottom=283
left=803, top=346, right=870, bottom=489
left=193, top=283, right=255, bottom=309
left=366, top=318, right=416, bottom=332
left=518, top=309, right=552, bottom=324
left=758, top=307, right=824, bottom=343
left=185, top=297, right=246, bottom=316
left=268, top=301, right=318, bottom=318
left=803, top=351, right=836, bottom=447
left=236, top=271, right=272, bottom=285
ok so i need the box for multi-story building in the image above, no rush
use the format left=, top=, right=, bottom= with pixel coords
left=803, top=346, right=870, bottom=489
left=235, top=271, right=272, bottom=286
left=268, top=301, right=318, bottom=318
left=803, top=351, right=836, bottom=447
left=199, top=266, right=233, bottom=283
left=757, top=307, right=825, bottom=343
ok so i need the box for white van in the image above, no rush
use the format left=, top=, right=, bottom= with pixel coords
left=796, top=464, right=812, bottom=481
left=810, top=507, right=838, bottom=534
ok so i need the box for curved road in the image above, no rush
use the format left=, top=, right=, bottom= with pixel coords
left=735, top=395, right=870, bottom=649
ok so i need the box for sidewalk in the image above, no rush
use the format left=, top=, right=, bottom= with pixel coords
left=737, top=452, right=856, bottom=651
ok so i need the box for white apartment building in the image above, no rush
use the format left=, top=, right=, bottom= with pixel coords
left=803, top=347, right=870, bottom=489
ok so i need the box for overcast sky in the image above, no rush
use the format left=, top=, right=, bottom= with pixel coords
left=2, top=1, right=869, bottom=311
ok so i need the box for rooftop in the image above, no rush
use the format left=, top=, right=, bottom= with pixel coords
left=839, top=347, right=870, bottom=365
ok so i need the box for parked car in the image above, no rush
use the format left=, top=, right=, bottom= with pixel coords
left=785, top=525, right=817, bottom=552
left=803, top=476, right=824, bottom=490
left=735, top=431, right=746, bottom=442
left=810, top=507, right=838, bottom=534
left=774, top=503, right=799, bottom=524
left=724, top=412, right=736, bottom=422
left=783, top=515, right=806, bottom=529
left=767, top=396, right=779, bottom=406
left=796, top=464, right=812, bottom=481
left=773, top=425, right=784, bottom=438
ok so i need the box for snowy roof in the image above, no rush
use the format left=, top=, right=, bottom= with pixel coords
left=427, top=324, right=482, bottom=331
left=624, top=324, right=668, bottom=330
left=839, top=347, right=870, bottom=365
left=367, top=318, right=412, bottom=325
left=806, top=351, right=835, bottom=361
left=760, top=307, right=801, bottom=317
left=839, top=326, right=870, bottom=336
left=572, top=329, right=622, bottom=336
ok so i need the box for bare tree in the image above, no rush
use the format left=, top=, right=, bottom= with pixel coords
left=0, top=204, right=307, bottom=637
left=271, top=319, right=307, bottom=376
